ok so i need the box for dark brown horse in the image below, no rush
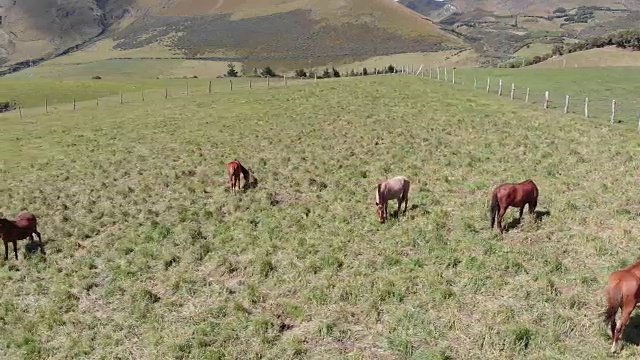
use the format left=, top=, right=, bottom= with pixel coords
left=603, top=257, right=640, bottom=353
left=489, top=179, right=538, bottom=233
left=0, top=211, right=42, bottom=260
left=226, top=159, right=252, bottom=194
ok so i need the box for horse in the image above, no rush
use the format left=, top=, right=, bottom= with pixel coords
left=375, top=176, right=410, bottom=223
left=488, top=179, right=538, bottom=233
left=603, top=257, right=640, bottom=353
left=226, top=159, right=252, bottom=194
left=0, top=211, right=42, bottom=260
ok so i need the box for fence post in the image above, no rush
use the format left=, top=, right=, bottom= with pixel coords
left=249, top=79, right=252, bottom=89
left=584, top=98, right=589, bottom=118
left=18, top=106, right=22, bottom=119
left=142, top=89, right=145, bottom=102
left=208, top=80, right=212, bottom=94
left=473, top=77, right=477, bottom=90
left=452, top=68, right=455, bottom=84
left=437, top=67, right=440, bottom=80
left=610, top=100, right=616, bottom=124
left=564, top=95, right=569, bottom=114
left=120, top=91, right=123, bottom=104
left=429, top=68, right=432, bottom=78
left=267, top=76, right=270, bottom=88
left=73, top=97, right=76, bottom=110
left=230, top=79, right=233, bottom=91
left=525, top=88, right=530, bottom=103
left=510, top=83, right=515, bottom=100
left=315, top=73, right=317, bottom=84
left=284, top=75, right=287, bottom=87
left=498, top=79, right=502, bottom=96
left=444, top=67, right=448, bottom=82
left=186, top=82, right=189, bottom=96
left=637, top=112, right=640, bottom=131
left=45, top=98, right=48, bottom=113
left=165, top=88, right=168, bottom=99
left=486, top=77, right=490, bottom=93
left=544, top=91, right=549, bottom=109
left=97, top=97, right=99, bottom=106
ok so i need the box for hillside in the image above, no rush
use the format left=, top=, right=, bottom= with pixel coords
left=398, top=0, right=640, bottom=65
left=0, top=0, right=465, bottom=73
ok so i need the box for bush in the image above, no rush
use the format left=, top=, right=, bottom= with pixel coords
left=553, top=7, right=566, bottom=14
left=92, top=75, right=102, bottom=79
left=226, top=63, right=239, bottom=77
left=294, top=68, right=307, bottom=78
left=261, top=66, right=276, bottom=77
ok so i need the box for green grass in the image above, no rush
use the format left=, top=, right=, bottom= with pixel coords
left=0, top=77, right=281, bottom=109
left=0, top=74, right=639, bottom=358
left=444, top=66, right=640, bottom=126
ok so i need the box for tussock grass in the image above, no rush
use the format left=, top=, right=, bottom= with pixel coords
left=0, top=75, right=639, bottom=358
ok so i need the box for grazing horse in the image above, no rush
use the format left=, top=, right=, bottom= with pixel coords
left=226, top=159, right=251, bottom=194
left=603, top=257, right=640, bottom=353
left=489, top=179, right=538, bottom=233
left=375, top=176, right=410, bottom=223
left=0, top=211, right=42, bottom=260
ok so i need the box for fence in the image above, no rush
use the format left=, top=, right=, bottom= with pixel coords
left=4, top=65, right=640, bottom=132
left=0, top=75, right=313, bottom=119
left=388, top=64, right=640, bottom=131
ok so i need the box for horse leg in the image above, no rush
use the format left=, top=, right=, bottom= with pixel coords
left=396, top=199, right=402, bottom=218
left=3, top=240, right=7, bottom=261
left=612, top=298, right=635, bottom=353
left=518, top=206, right=524, bottom=220
left=12, top=240, right=18, bottom=260
left=34, top=230, right=42, bottom=244
left=529, top=200, right=537, bottom=215
left=496, top=206, right=507, bottom=233
left=403, top=195, right=409, bottom=215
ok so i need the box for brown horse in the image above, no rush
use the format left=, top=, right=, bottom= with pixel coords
left=375, top=176, right=410, bottom=223
left=0, top=211, right=42, bottom=260
left=603, top=257, right=640, bottom=353
left=489, top=179, right=538, bottom=233
left=226, top=159, right=251, bottom=194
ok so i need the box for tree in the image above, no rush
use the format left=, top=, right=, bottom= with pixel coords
left=332, top=67, right=340, bottom=78
left=295, top=68, right=307, bottom=78
left=362, top=67, right=368, bottom=76
left=322, top=68, right=331, bottom=78
left=261, top=66, right=276, bottom=77
left=553, top=7, right=566, bottom=14
left=226, top=63, right=239, bottom=77
left=348, top=69, right=356, bottom=77
left=387, top=64, right=395, bottom=73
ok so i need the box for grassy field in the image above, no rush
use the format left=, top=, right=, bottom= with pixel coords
left=440, top=66, right=640, bottom=127
left=0, top=76, right=290, bottom=109
left=1, top=74, right=640, bottom=358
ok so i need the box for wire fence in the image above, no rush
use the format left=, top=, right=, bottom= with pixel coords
left=0, top=76, right=313, bottom=119
left=390, top=65, right=640, bottom=130
left=4, top=64, right=640, bottom=132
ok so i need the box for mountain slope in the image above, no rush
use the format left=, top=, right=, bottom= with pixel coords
left=0, top=0, right=466, bottom=71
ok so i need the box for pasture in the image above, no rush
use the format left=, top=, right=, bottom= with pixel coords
left=0, top=74, right=640, bottom=359
left=451, top=66, right=640, bottom=127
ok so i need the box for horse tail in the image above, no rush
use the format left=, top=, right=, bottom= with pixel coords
left=603, top=279, right=623, bottom=326
left=489, top=191, right=499, bottom=228
left=376, top=183, right=382, bottom=204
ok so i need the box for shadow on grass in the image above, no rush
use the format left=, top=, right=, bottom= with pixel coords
left=622, top=314, right=640, bottom=347
left=504, top=209, right=552, bottom=232
left=24, top=239, right=46, bottom=259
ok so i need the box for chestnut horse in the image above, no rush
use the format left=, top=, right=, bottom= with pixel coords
left=0, top=211, right=42, bottom=260
left=226, top=159, right=251, bottom=194
left=603, top=257, right=640, bottom=353
left=375, top=176, right=410, bottom=223
left=489, top=179, right=538, bottom=233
